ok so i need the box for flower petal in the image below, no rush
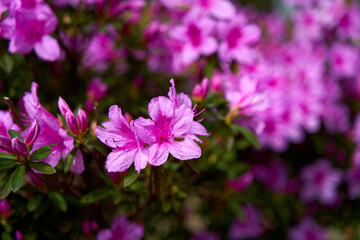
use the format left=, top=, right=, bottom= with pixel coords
left=34, top=35, right=60, bottom=61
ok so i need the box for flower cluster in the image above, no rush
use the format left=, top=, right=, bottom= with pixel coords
left=0, top=0, right=60, bottom=61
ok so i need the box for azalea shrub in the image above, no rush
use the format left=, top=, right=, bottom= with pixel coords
left=1, top=0, right=360, bottom=239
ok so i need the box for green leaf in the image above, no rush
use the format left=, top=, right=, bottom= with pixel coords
left=162, top=201, right=171, bottom=213
left=63, top=153, right=75, bottom=174
left=230, top=124, right=261, bottom=150
left=27, top=194, right=43, bottom=212
left=49, top=192, right=67, bottom=212
left=112, top=190, right=122, bottom=204
left=81, top=188, right=113, bottom=204
left=153, top=166, right=166, bottom=200
left=8, top=129, right=22, bottom=140
left=0, top=159, right=18, bottom=171
left=124, top=167, right=138, bottom=188
left=0, top=152, right=17, bottom=160
left=0, top=177, right=11, bottom=199
left=185, top=160, right=200, bottom=174
left=31, top=146, right=52, bottom=160
left=10, top=165, right=25, bottom=192
left=2, top=232, right=12, bottom=240
left=29, top=162, right=56, bottom=174
left=0, top=54, right=13, bottom=74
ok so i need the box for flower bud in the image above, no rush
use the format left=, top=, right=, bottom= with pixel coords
left=77, top=109, right=88, bottom=133
left=211, top=72, right=222, bottom=92
left=11, top=137, right=28, bottom=156
left=25, top=119, right=40, bottom=146
left=58, top=97, right=71, bottom=117
left=227, top=172, right=253, bottom=193
left=0, top=199, right=11, bottom=219
left=87, top=77, right=107, bottom=101
left=15, top=230, right=23, bottom=240
left=192, top=78, right=209, bottom=101
left=66, top=111, right=78, bottom=135
left=0, top=135, right=13, bottom=153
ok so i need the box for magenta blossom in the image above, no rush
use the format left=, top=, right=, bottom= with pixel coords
left=227, top=172, right=253, bottom=193
left=135, top=79, right=209, bottom=166
left=228, top=204, right=264, bottom=240
left=218, top=13, right=261, bottom=64
left=95, top=106, right=149, bottom=173
left=6, top=3, right=60, bottom=61
left=288, top=217, right=327, bottom=240
left=20, top=82, right=83, bottom=174
left=300, top=159, right=342, bottom=205
left=97, top=216, right=144, bottom=240
left=169, top=9, right=217, bottom=66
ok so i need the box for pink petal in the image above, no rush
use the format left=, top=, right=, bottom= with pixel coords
left=105, top=149, right=136, bottom=172
left=181, top=45, right=199, bottom=65
left=167, top=137, right=201, bottom=160
left=211, top=0, right=236, bottom=20
left=148, top=96, right=174, bottom=122
left=9, top=35, right=33, bottom=54
left=242, top=24, right=261, bottom=45
left=201, top=37, right=218, bottom=56
left=148, top=143, right=169, bottom=166
left=34, top=35, right=60, bottom=61
left=70, top=149, right=85, bottom=174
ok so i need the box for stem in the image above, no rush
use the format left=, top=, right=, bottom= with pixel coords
left=3, top=97, right=25, bottom=131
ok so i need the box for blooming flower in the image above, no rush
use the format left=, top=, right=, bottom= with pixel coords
left=169, top=9, right=217, bottom=66
left=228, top=204, right=264, bottom=240
left=288, top=217, right=327, bottom=240
left=95, top=106, right=149, bottom=173
left=96, top=79, right=208, bottom=172
left=5, top=3, right=60, bottom=61
left=20, top=82, right=83, bottom=173
left=218, top=13, right=261, bottom=64
left=97, top=216, right=144, bottom=240
left=300, top=159, right=342, bottom=205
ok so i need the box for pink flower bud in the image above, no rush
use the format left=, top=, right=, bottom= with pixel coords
left=192, top=78, right=209, bottom=100
left=192, top=84, right=203, bottom=99
left=25, top=119, right=39, bottom=146
left=77, top=109, right=88, bottom=133
left=15, top=230, right=23, bottom=240
left=0, top=135, right=13, bottom=153
left=58, top=97, right=71, bottom=117
left=87, top=77, right=107, bottom=101
left=11, top=137, right=27, bottom=156
left=227, top=172, right=253, bottom=193
left=85, top=99, right=94, bottom=113
left=211, top=72, right=222, bottom=92
left=66, top=111, right=78, bottom=135
left=0, top=199, right=11, bottom=218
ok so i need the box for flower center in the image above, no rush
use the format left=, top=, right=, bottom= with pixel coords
left=227, top=27, right=242, bottom=49
left=155, top=118, right=174, bottom=143
left=187, top=23, right=202, bottom=47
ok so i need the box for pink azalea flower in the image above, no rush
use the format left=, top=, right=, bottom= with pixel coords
left=218, top=13, right=261, bottom=64
left=227, top=172, right=253, bottom=193
left=228, top=204, right=264, bottom=240
left=7, top=3, right=60, bottom=61
left=300, top=159, right=342, bottom=205
left=336, top=4, right=360, bottom=41
left=95, top=106, right=149, bottom=173
left=20, top=83, right=83, bottom=173
left=169, top=9, right=217, bottom=66
left=83, top=33, right=121, bottom=73
left=329, top=43, right=359, bottom=79
left=136, top=79, right=209, bottom=166
left=96, top=216, right=144, bottom=240
left=288, top=217, right=327, bottom=240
